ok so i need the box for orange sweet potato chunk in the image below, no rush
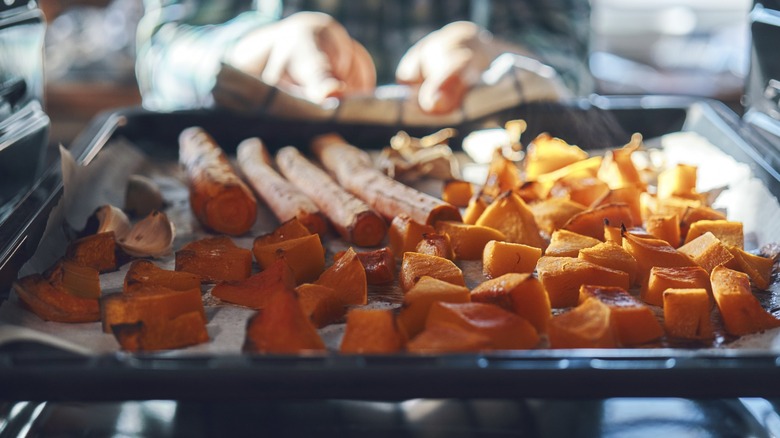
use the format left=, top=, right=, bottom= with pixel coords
left=474, top=192, right=546, bottom=249
left=597, top=139, right=643, bottom=190
left=578, top=242, right=638, bottom=286
left=388, top=214, right=435, bottom=258
left=591, top=186, right=643, bottom=226
left=525, top=133, right=588, bottom=180
left=426, top=302, right=539, bottom=350
left=622, top=231, right=695, bottom=286
left=727, top=246, right=774, bottom=290
left=678, top=232, right=735, bottom=274
left=253, top=217, right=312, bottom=247
left=315, top=247, right=367, bottom=305
left=397, top=276, right=470, bottom=338
left=684, top=220, right=743, bottom=248
left=711, top=265, right=780, bottom=336
left=65, top=231, right=118, bottom=273
left=243, top=287, right=325, bottom=353
left=548, top=297, right=617, bottom=349
left=176, top=236, right=253, bottom=283
left=252, top=233, right=325, bottom=284
left=545, top=229, right=600, bottom=258
left=528, top=197, right=587, bottom=236
left=400, top=252, right=465, bottom=291
left=535, top=256, right=630, bottom=308
left=340, top=308, right=407, bottom=354
left=13, top=274, right=100, bottom=323
left=112, top=311, right=209, bottom=352
left=336, top=247, right=396, bottom=285
left=578, top=285, right=663, bottom=346
left=679, top=206, right=726, bottom=240
left=549, top=177, right=610, bottom=212
left=483, top=150, right=522, bottom=198
left=52, top=260, right=101, bottom=300
left=407, top=324, right=492, bottom=353
left=644, top=214, right=681, bottom=248
left=663, top=288, right=714, bottom=340
left=295, top=283, right=345, bottom=328
left=415, top=232, right=455, bottom=260
left=442, top=179, right=474, bottom=208
left=212, top=259, right=296, bottom=309
left=562, top=203, right=634, bottom=240
left=482, top=240, right=541, bottom=278
left=462, top=193, right=488, bottom=225
left=124, top=260, right=201, bottom=294
left=101, top=285, right=206, bottom=333
left=642, top=265, right=711, bottom=307
left=435, top=220, right=507, bottom=260
left=470, top=273, right=551, bottom=334
left=656, top=163, right=698, bottom=200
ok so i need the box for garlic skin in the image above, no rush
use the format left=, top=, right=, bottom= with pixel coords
left=95, top=205, right=132, bottom=239
left=125, top=175, right=165, bottom=218
left=118, top=210, right=176, bottom=258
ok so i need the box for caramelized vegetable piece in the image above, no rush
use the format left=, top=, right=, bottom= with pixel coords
left=545, top=229, right=600, bottom=258
left=710, top=265, right=780, bottom=336
left=340, top=308, right=407, bottom=354
left=179, top=127, right=258, bottom=235
left=243, top=287, right=325, bottom=353
left=175, top=236, right=252, bottom=283
left=441, top=179, right=474, bottom=208
left=548, top=297, right=617, bottom=349
left=475, top=192, right=546, bottom=249
left=101, top=285, right=205, bottom=333
left=727, top=246, right=774, bottom=290
left=684, top=220, right=743, bottom=248
left=253, top=233, right=326, bottom=284
left=388, top=214, right=435, bottom=258
left=470, top=273, right=551, bottom=334
left=679, top=206, right=726, bottom=240
left=426, top=302, right=539, bottom=350
left=407, top=324, right=491, bottom=353
left=642, top=265, right=711, bottom=307
left=112, top=311, right=209, bottom=352
left=663, top=288, right=714, bottom=340
left=415, top=232, right=455, bottom=260
left=622, top=232, right=695, bottom=286
left=397, top=276, right=471, bottom=338
left=591, top=186, right=642, bottom=226
left=656, top=163, right=698, bottom=199
left=482, top=240, right=541, bottom=278
left=535, top=256, right=630, bottom=308
left=644, top=214, right=681, bottom=247
left=212, top=259, right=296, bottom=309
left=578, top=285, right=663, bottom=346
left=65, top=231, right=117, bottom=273
left=525, top=133, right=588, bottom=180
left=578, top=242, right=638, bottom=286
left=253, top=217, right=312, bottom=248
left=13, top=274, right=100, bottom=323
left=295, top=283, right=345, bottom=328
left=562, top=203, right=634, bottom=240
left=124, top=260, right=201, bottom=294
left=482, top=149, right=522, bottom=198
left=400, top=252, right=465, bottom=291
left=549, top=177, right=610, bottom=208
left=337, top=247, right=395, bottom=285
left=315, top=247, right=367, bottom=305
left=462, top=192, right=488, bottom=225
left=434, top=221, right=507, bottom=260
left=56, top=260, right=101, bottom=299
left=677, top=232, right=735, bottom=274
left=597, top=138, right=644, bottom=190
left=528, top=197, right=587, bottom=236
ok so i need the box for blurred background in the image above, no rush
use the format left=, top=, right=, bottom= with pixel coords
left=39, top=0, right=753, bottom=145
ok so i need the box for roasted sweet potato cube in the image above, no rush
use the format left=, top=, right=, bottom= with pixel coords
left=13, top=274, right=100, bottom=323
left=591, top=186, right=643, bottom=226
left=597, top=140, right=643, bottom=190
left=295, top=283, right=345, bottom=328
left=515, top=181, right=546, bottom=203
left=622, top=231, right=696, bottom=286
left=525, top=133, right=588, bottom=180
left=255, top=234, right=325, bottom=285
left=711, top=265, right=780, bottom=336
left=535, top=256, right=630, bottom=308
left=470, top=273, right=551, bottom=334
left=426, top=302, right=539, bottom=350
left=243, top=288, right=325, bottom=353
left=407, top=324, right=491, bottom=353
left=315, top=247, right=367, bottom=305
left=442, top=179, right=474, bottom=208
left=176, top=236, right=252, bottom=283
left=603, top=223, right=623, bottom=244
left=65, top=231, right=118, bottom=273
left=678, top=232, right=735, bottom=274
left=415, top=233, right=455, bottom=260
left=578, top=242, right=638, bottom=286
left=528, top=197, right=587, bottom=236
left=475, top=192, right=546, bottom=249
left=101, top=285, right=205, bottom=333
left=483, top=150, right=522, bottom=198
left=679, top=206, right=726, bottom=240
left=684, top=220, right=743, bottom=248
left=578, top=285, right=663, bottom=346
left=254, top=217, right=312, bottom=247
left=336, top=247, right=396, bottom=285
left=548, top=297, right=617, bottom=349
left=550, top=177, right=610, bottom=208
left=400, top=252, right=465, bottom=291
left=434, top=220, right=507, bottom=260
left=462, top=193, right=488, bottom=225
left=112, top=311, right=209, bottom=352
left=124, top=260, right=201, bottom=294
left=727, top=246, right=774, bottom=290
left=545, top=229, right=600, bottom=258
left=642, top=265, right=711, bottom=307
left=340, top=308, right=407, bottom=354
left=482, top=240, right=541, bottom=278
left=212, top=259, right=296, bottom=309
left=47, top=260, right=101, bottom=299
left=657, top=163, right=698, bottom=199
left=562, top=203, right=634, bottom=240
left=534, top=156, right=602, bottom=191
left=388, top=214, right=435, bottom=258
left=663, top=288, right=714, bottom=340
left=397, top=276, right=470, bottom=338
left=645, top=214, right=681, bottom=247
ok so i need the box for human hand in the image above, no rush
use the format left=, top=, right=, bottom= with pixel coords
left=396, top=21, right=529, bottom=114
left=226, top=12, right=376, bottom=104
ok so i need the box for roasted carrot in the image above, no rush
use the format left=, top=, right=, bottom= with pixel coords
left=275, top=146, right=386, bottom=247
left=311, top=133, right=462, bottom=226
left=179, top=127, right=257, bottom=235
left=236, top=138, right=328, bottom=236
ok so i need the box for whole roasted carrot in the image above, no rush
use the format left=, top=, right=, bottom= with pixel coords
left=275, top=146, right=386, bottom=247
left=179, top=127, right=257, bottom=235
left=311, top=133, right=462, bottom=226
left=236, top=138, right=328, bottom=236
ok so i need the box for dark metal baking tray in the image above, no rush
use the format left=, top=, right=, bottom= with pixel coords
left=2, top=95, right=780, bottom=401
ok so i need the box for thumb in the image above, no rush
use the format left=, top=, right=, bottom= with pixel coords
left=417, top=53, right=472, bottom=114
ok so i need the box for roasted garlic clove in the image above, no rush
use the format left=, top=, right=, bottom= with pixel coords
left=94, top=204, right=132, bottom=239
left=125, top=174, right=164, bottom=218
left=118, top=210, right=175, bottom=258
